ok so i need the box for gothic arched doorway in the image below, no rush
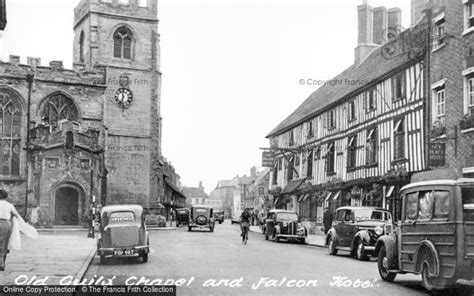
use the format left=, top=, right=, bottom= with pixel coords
left=54, top=186, right=80, bottom=225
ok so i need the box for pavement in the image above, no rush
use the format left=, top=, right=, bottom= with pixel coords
left=0, top=222, right=180, bottom=286
left=249, top=225, right=326, bottom=247
left=0, top=232, right=97, bottom=285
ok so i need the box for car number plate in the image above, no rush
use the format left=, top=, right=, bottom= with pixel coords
left=114, top=249, right=135, bottom=256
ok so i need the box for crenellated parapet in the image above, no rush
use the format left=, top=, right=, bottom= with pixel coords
left=0, top=55, right=106, bottom=86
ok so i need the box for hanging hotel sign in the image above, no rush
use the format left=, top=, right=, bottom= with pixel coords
left=262, top=151, right=275, bottom=167
left=428, top=143, right=446, bottom=167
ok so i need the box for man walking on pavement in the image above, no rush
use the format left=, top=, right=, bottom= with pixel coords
left=323, top=207, right=333, bottom=235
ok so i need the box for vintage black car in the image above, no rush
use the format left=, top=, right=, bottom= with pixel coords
left=175, top=208, right=190, bottom=227
left=188, top=205, right=215, bottom=232
left=326, top=206, right=392, bottom=261
left=264, top=209, right=307, bottom=243
left=97, top=204, right=150, bottom=264
left=214, top=211, right=224, bottom=224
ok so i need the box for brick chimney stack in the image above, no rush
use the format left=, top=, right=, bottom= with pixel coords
left=388, top=8, right=402, bottom=31
left=354, top=1, right=402, bottom=65
left=354, top=2, right=378, bottom=65
left=373, top=7, right=388, bottom=45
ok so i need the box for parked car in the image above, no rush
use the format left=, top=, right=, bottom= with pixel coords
left=175, top=208, right=190, bottom=227
left=326, top=206, right=392, bottom=261
left=214, top=211, right=225, bottom=224
left=264, top=209, right=307, bottom=243
left=188, top=205, right=215, bottom=232
left=375, top=175, right=474, bottom=291
left=97, top=204, right=150, bottom=264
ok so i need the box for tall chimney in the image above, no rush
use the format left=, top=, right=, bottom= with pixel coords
left=373, top=7, right=388, bottom=45
left=354, top=2, right=378, bottom=65
left=388, top=8, right=402, bottom=32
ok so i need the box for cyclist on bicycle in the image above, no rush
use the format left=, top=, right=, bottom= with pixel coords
left=240, top=208, right=251, bottom=244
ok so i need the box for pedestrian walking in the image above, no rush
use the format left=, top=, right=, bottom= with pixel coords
left=0, top=189, right=20, bottom=271
left=323, top=207, right=333, bottom=235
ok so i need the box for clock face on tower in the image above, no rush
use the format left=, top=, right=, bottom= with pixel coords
left=114, top=88, right=133, bottom=108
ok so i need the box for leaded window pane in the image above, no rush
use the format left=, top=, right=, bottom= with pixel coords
left=113, top=27, right=133, bottom=60
left=41, top=94, right=79, bottom=129
left=0, top=90, right=22, bottom=176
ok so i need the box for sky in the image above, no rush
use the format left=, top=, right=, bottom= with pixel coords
left=0, top=0, right=411, bottom=194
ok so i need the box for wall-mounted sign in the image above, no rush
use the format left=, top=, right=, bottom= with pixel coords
left=262, top=151, right=274, bottom=167
left=428, top=143, right=445, bottom=167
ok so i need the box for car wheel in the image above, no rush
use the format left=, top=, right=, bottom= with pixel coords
left=328, top=236, right=338, bottom=255
left=188, top=226, right=192, bottom=232
left=377, top=245, right=396, bottom=282
left=99, top=255, right=106, bottom=265
left=421, top=262, right=447, bottom=291
left=356, top=240, right=369, bottom=261
left=142, top=253, right=148, bottom=263
left=210, top=226, right=214, bottom=232
left=299, top=238, right=306, bottom=244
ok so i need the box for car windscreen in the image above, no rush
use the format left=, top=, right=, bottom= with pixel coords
left=462, top=186, right=474, bottom=222
left=109, top=211, right=135, bottom=223
left=353, top=209, right=391, bottom=222
left=194, top=209, right=209, bottom=214
left=276, top=213, right=298, bottom=221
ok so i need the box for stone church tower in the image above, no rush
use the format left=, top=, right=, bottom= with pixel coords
left=72, top=0, right=162, bottom=207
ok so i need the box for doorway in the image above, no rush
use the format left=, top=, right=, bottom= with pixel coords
left=54, top=187, right=79, bottom=225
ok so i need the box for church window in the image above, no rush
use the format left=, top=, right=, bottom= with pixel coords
left=118, top=0, right=130, bottom=5
left=79, top=31, right=85, bottom=63
left=41, top=93, right=79, bottom=130
left=0, top=89, right=22, bottom=176
left=138, top=0, right=148, bottom=7
left=113, top=26, right=133, bottom=59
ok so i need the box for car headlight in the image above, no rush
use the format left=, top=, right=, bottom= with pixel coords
left=283, top=221, right=288, bottom=227
left=374, top=226, right=383, bottom=236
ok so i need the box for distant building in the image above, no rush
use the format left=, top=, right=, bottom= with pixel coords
left=248, top=168, right=271, bottom=214
left=210, top=167, right=260, bottom=217
left=182, top=182, right=209, bottom=206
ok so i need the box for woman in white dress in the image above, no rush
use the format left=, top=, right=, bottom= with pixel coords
left=0, top=189, right=20, bottom=271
